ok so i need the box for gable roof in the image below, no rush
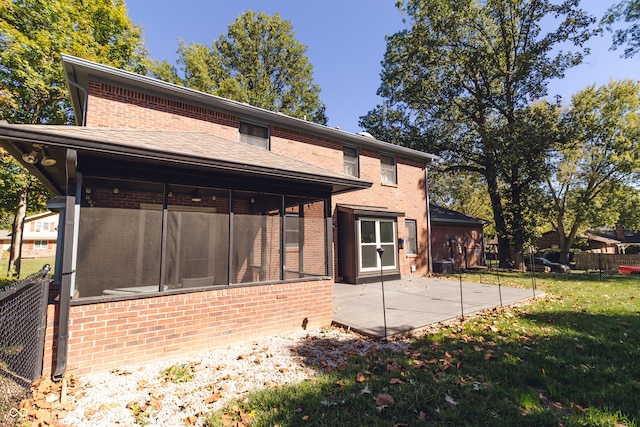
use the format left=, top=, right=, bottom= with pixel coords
left=429, top=204, right=489, bottom=225
left=0, top=123, right=371, bottom=195
left=61, top=54, right=439, bottom=165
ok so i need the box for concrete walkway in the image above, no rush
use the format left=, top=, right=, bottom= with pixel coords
left=332, top=276, right=541, bottom=337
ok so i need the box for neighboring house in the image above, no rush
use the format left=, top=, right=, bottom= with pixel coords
left=0, top=211, right=58, bottom=259
left=535, top=225, right=640, bottom=254
left=429, top=205, right=488, bottom=271
left=0, top=55, right=438, bottom=377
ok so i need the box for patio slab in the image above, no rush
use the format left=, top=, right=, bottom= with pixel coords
left=332, top=276, right=542, bottom=337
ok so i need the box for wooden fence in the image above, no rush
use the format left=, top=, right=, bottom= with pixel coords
left=575, top=253, right=640, bottom=272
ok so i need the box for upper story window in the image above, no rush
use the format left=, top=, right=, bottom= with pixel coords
left=239, top=122, right=269, bottom=149
left=380, top=154, right=397, bottom=185
left=34, top=221, right=50, bottom=232
left=343, top=146, right=359, bottom=177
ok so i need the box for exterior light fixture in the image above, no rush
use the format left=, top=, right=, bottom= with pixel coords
left=191, top=188, right=202, bottom=202
left=40, top=150, right=57, bottom=166
left=22, top=150, right=39, bottom=164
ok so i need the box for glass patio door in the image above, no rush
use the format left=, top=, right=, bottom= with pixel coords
left=358, top=219, right=397, bottom=272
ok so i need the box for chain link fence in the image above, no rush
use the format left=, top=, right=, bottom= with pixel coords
left=0, top=265, right=51, bottom=422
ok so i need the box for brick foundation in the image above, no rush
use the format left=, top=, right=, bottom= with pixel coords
left=43, top=279, right=332, bottom=375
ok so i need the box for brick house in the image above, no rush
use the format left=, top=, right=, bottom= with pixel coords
left=0, top=55, right=438, bottom=377
left=1, top=211, right=59, bottom=259
left=429, top=204, right=488, bottom=272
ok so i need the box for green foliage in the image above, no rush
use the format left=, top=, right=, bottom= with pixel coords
left=360, top=0, right=596, bottom=265
left=160, top=363, right=195, bottom=383
left=207, top=271, right=640, bottom=426
left=429, top=167, right=495, bottom=237
left=0, top=0, right=145, bottom=274
left=0, top=0, right=146, bottom=125
left=0, top=149, right=51, bottom=220
left=542, top=80, right=640, bottom=258
left=149, top=11, right=327, bottom=124
left=602, top=0, right=640, bottom=58
left=617, top=185, right=640, bottom=230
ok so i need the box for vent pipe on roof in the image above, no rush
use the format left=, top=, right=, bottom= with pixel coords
left=356, top=131, right=375, bottom=138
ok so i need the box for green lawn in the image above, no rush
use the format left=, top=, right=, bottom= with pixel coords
left=0, top=257, right=54, bottom=288
left=207, top=271, right=640, bottom=426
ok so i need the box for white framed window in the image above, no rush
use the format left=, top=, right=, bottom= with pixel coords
left=34, top=221, right=50, bottom=232
left=358, top=218, right=397, bottom=272
left=239, top=122, right=269, bottom=149
left=34, top=240, right=48, bottom=250
left=285, top=213, right=300, bottom=249
left=380, top=154, right=397, bottom=185
left=343, top=146, right=359, bottom=177
left=405, top=219, right=417, bottom=255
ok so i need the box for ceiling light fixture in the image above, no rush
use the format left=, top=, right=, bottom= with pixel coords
left=191, top=188, right=202, bottom=202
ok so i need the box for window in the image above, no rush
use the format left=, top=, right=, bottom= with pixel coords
left=358, top=219, right=397, bottom=272
left=34, top=221, right=50, bottom=232
left=405, top=219, right=417, bottom=255
left=285, top=213, right=300, bottom=248
left=380, top=154, right=396, bottom=185
left=34, top=240, right=48, bottom=250
left=239, top=122, right=269, bottom=149
left=343, top=146, right=359, bottom=177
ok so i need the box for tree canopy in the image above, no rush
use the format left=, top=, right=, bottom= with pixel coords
left=602, top=0, right=640, bottom=58
left=360, top=0, right=596, bottom=266
left=540, top=80, right=640, bottom=261
left=148, top=11, right=327, bottom=124
left=0, top=0, right=146, bottom=276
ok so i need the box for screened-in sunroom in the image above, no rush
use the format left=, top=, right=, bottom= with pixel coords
left=0, top=125, right=371, bottom=301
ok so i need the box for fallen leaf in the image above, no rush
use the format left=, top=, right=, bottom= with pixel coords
left=356, top=372, right=366, bottom=383
left=185, top=415, right=198, bottom=425
left=376, top=393, right=394, bottom=407
left=389, top=378, right=404, bottom=385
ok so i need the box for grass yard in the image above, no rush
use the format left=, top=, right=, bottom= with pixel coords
left=207, top=271, right=640, bottom=426
left=0, top=256, right=54, bottom=289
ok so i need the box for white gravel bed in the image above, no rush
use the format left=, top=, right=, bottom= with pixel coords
left=60, top=327, right=408, bottom=427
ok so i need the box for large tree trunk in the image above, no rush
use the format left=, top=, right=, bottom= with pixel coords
left=7, top=188, right=27, bottom=278
left=485, top=167, right=511, bottom=268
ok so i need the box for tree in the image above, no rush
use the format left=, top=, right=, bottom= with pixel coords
left=617, top=185, right=640, bottom=231
left=0, top=0, right=146, bottom=276
left=149, top=11, right=327, bottom=124
left=602, top=0, right=640, bottom=58
left=542, top=80, right=640, bottom=262
left=429, top=167, right=495, bottom=236
left=360, top=0, right=595, bottom=267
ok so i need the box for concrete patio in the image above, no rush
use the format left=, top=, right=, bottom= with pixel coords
left=332, top=275, right=541, bottom=337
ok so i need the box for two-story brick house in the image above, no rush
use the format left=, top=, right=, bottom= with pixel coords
left=1, top=211, right=59, bottom=259
left=0, top=55, right=438, bottom=377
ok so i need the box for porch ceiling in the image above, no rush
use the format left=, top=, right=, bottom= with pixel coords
left=0, top=124, right=372, bottom=195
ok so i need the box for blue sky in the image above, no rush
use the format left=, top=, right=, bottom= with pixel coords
left=126, top=1, right=636, bottom=133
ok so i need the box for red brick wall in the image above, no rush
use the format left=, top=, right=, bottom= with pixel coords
left=43, top=279, right=333, bottom=375
left=431, top=224, right=485, bottom=270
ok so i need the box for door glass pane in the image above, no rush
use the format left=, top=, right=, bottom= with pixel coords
left=361, top=245, right=378, bottom=269
left=361, top=221, right=375, bottom=243
left=380, top=221, right=394, bottom=242
left=380, top=244, right=395, bottom=267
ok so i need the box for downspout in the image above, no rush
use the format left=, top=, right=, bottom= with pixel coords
left=53, top=149, right=77, bottom=380
left=66, top=78, right=88, bottom=126
left=424, top=163, right=433, bottom=275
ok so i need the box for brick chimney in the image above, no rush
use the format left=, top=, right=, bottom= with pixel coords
left=615, top=224, right=625, bottom=241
